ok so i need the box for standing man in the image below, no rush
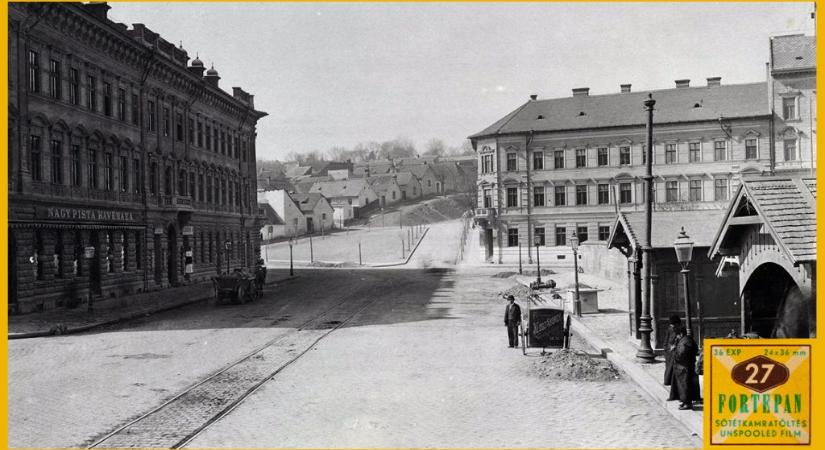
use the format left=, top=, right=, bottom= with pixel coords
left=504, top=295, right=522, bottom=348
left=664, top=314, right=682, bottom=391
left=670, top=324, right=701, bottom=410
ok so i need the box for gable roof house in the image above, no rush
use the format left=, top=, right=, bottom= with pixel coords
left=708, top=177, right=816, bottom=338
left=367, top=175, right=403, bottom=207
left=403, top=164, right=440, bottom=197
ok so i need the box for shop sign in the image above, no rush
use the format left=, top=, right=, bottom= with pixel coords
left=528, top=308, right=565, bottom=348
left=708, top=341, right=811, bottom=445
left=84, top=246, right=95, bottom=258
left=182, top=226, right=194, bottom=236
left=37, top=206, right=138, bottom=223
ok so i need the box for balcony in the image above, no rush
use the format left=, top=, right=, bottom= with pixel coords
left=474, top=207, right=496, bottom=218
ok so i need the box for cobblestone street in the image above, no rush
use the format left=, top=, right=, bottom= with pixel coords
left=9, top=222, right=699, bottom=448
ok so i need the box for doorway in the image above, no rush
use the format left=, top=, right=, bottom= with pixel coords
left=167, top=224, right=178, bottom=285
left=89, top=231, right=102, bottom=295
left=306, top=217, right=314, bottom=234
left=484, top=228, right=493, bottom=260
left=743, top=263, right=809, bottom=338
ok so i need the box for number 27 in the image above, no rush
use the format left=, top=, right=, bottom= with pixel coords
left=744, top=362, right=775, bottom=384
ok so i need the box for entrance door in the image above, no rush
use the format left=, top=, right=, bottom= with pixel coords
left=167, top=224, right=178, bottom=285
left=89, top=231, right=102, bottom=295
left=306, top=217, right=314, bottom=234
left=485, top=229, right=493, bottom=259
left=154, top=232, right=162, bottom=283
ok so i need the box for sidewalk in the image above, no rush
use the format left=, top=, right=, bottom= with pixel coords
left=8, top=270, right=295, bottom=339
left=515, top=271, right=704, bottom=441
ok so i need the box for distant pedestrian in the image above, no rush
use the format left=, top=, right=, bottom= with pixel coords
left=664, top=314, right=682, bottom=390
left=504, top=295, right=522, bottom=348
left=670, top=324, right=701, bottom=410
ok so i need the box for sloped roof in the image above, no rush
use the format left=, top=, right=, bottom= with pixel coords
left=404, top=164, right=437, bottom=179
left=285, top=165, right=312, bottom=178
left=367, top=175, right=400, bottom=193
left=396, top=156, right=439, bottom=166
left=469, top=82, right=769, bottom=139
left=290, top=192, right=324, bottom=213
left=369, top=172, right=415, bottom=187
left=607, top=209, right=727, bottom=252
left=431, top=162, right=461, bottom=179
left=309, top=179, right=368, bottom=198
left=258, top=203, right=284, bottom=225
left=709, top=177, right=816, bottom=264
left=771, top=34, right=816, bottom=72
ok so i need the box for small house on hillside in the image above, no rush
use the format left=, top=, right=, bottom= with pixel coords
left=607, top=209, right=740, bottom=349
left=291, top=192, right=335, bottom=233
left=259, top=203, right=285, bottom=240
left=257, top=190, right=304, bottom=238
left=708, top=177, right=816, bottom=338
left=310, top=179, right=378, bottom=223
left=404, top=164, right=439, bottom=197
left=368, top=175, right=403, bottom=207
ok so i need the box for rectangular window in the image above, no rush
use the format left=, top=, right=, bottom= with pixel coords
left=150, top=162, right=158, bottom=195
left=483, top=188, right=491, bottom=208
left=198, top=174, right=204, bottom=201
left=70, top=145, right=81, bottom=186
left=506, top=187, right=518, bottom=207
left=68, top=68, right=79, bottom=105
left=598, top=225, right=610, bottom=241
left=176, top=113, right=184, bottom=141
left=577, top=226, right=588, bottom=243
left=554, top=150, right=564, bottom=169
left=135, top=232, right=142, bottom=270
left=689, top=180, right=702, bottom=201
left=534, top=227, right=545, bottom=246
left=641, top=145, right=647, bottom=164
left=533, top=152, right=544, bottom=170
left=220, top=131, right=226, bottom=154
left=117, top=88, right=126, bottom=121
left=86, top=75, right=96, bottom=111
left=665, top=143, right=677, bottom=164
left=619, top=146, right=631, bottom=165
left=533, top=186, right=545, bottom=206
left=122, top=232, right=129, bottom=272
left=666, top=180, right=678, bottom=202
left=189, top=118, right=195, bottom=144
left=597, top=184, right=609, bottom=204
left=506, top=153, right=517, bottom=171
left=103, top=153, right=113, bottom=191
left=189, top=171, right=195, bottom=199
left=50, top=140, right=62, bottom=184
left=30, top=135, right=42, bottom=181
left=206, top=125, right=212, bottom=150
left=784, top=139, right=797, bottom=161
left=120, top=156, right=129, bottom=192
left=745, top=138, right=758, bottom=159
left=507, top=228, right=519, bottom=247
left=131, top=93, right=139, bottom=125
left=714, top=141, right=727, bottom=161
left=575, top=185, right=587, bottom=205
left=555, top=227, right=567, bottom=246
left=147, top=100, right=156, bottom=132
left=481, top=154, right=494, bottom=173
left=28, top=50, right=40, bottom=92
left=782, top=97, right=797, bottom=120
left=575, top=149, right=586, bottom=168
left=620, top=183, right=632, bottom=204
left=597, top=148, right=608, bottom=166
left=133, top=158, right=142, bottom=194
left=554, top=186, right=566, bottom=206
left=103, top=82, right=112, bottom=116
left=206, top=176, right=213, bottom=203
left=714, top=179, right=729, bottom=201
left=689, top=142, right=701, bottom=163
left=48, top=59, right=60, bottom=99
left=163, top=107, right=170, bottom=136
left=87, top=149, right=97, bottom=189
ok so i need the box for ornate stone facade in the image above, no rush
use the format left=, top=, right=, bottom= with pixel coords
left=8, top=2, right=267, bottom=313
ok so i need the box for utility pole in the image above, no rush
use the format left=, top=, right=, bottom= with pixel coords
left=637, top=93, right=657, bottom=363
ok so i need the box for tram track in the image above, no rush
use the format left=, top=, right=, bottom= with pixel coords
left=87, top=281, right=387, bottom=449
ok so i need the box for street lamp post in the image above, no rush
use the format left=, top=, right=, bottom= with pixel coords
left=288, top=237, right=294, bottom=277
left=224, top=240, right=232, bottom=274
left=636, top=93, right=657, bottom=363
left=569, top=231, right=581, bottom=317
left=534, top=234, right=542, bottom=284
left=673, top=227, right=695, bottom=337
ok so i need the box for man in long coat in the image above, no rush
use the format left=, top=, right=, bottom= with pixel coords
left=664, top=314, right=682, bottom=391
left=670, top=325, right=701, bottom=410
left=504, top=295, right=522, bottom=348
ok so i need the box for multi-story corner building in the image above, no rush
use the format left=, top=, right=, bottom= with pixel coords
left=8, top=2, right=267, bottom=313
left=468, top=35, right=814, bottom=264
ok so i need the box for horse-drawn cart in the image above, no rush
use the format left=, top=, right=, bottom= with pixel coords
left=212, top=269, right=260, bottom=304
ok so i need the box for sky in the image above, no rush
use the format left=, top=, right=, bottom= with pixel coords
left=107, top=2, right=816, bottom=161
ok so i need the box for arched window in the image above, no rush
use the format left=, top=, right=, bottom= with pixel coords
left=50, top=137, right=63, bottom=184
left=178, top=169, right=187, bottom=195
left=164, top=166, right=173, bottom=195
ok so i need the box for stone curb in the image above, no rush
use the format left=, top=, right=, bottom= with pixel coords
left=369, top=227, right=430, bottom=267
left=8, top=275, right=298, bottom=340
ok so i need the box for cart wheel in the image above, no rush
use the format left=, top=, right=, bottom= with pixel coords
left=237, top=285, right=246, bottom=304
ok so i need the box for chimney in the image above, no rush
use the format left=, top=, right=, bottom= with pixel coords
left=620, top=84, right=631, bottom=93
left=707, top=77, right=722, bottom=87
left=84, top=2, right=111, bottom=21
left=572, top=87, right=590, bottom=97
left=675, top=79, right=690, bottom=88
left=529, top=94, right=538, bottom=100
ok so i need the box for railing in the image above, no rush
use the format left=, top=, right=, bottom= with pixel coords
left=474, top=207, right=496, bottom=217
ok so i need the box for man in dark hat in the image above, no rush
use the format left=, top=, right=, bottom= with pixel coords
left=504, top=295, right=522, bottom=348
left=670, top=324, right=701, bottom=410
left=664, top=314, right=682, bottom=392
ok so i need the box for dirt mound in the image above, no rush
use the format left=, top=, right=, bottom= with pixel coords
left=498, top=284, right=533, bottom=301
left=532, top=349, right=621, bottom=381
left=492, top=271, right=518, bottom=278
